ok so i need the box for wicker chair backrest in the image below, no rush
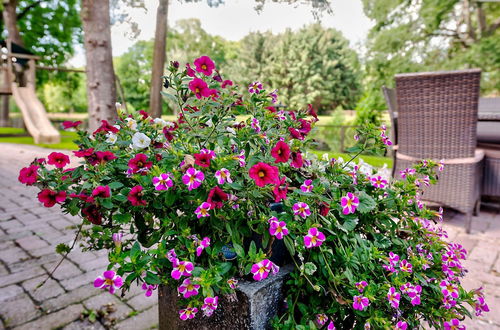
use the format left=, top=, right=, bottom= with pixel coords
left=395, top=69, right=481, bottom=159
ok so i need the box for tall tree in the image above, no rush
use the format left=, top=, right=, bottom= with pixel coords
left=149, top=0, right=168, bottom=118
left=81, top=0, right=117, bottom=131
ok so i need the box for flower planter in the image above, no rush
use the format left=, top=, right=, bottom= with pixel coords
left=158, top=265, right=292, bottom=330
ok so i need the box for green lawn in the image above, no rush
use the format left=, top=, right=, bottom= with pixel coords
left=309, top=150, right=393, bottom=168
left=0, top=128, right=78, bottom=150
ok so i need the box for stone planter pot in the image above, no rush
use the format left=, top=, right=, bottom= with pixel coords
left=158, top=265, right=293, bottom=330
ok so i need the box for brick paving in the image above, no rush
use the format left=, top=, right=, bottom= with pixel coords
left=0, top=143, right=499, bottom=329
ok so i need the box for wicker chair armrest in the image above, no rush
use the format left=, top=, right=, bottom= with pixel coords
left=396, top=149, right=484, bottom=164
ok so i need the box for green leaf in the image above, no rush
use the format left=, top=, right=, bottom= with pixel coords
left=219, top=262, right=232, bottom=275
left=100, top=198, right=113, bottom=209
left=144, top=271, right=161, bottom=285
left=113, top=213, right=132, bottom=224
left=341, top=218, right=359, bottom=232
left=233, top=243, right=245, bottom=258
left=357, top=191, right=377, bottom=214
left=108, top=182, right=124, bottom=189
left=130, top=242, right=141, bottom=262
left=160, top=91, right=178, bottom=103
left=55, top=243, right=71, bottom=254
left=284, top=236, right=296, bottom=256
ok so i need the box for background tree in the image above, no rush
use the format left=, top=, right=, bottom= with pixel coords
left=149, top=0, right=168, bottom=118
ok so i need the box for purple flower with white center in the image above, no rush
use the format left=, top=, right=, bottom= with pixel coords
left=94, top=270, right=123, bottom=294
left=195, top=202, right=211, bottom=219
left=179, top=307, right=198, bottom=320
left=277, top=110, right=286, bottom=121
left=400, top=259, right=412, bottom=273
left=389, top=252, right=400, bottom=264
left=316, top=314, right=328, bottom=326
left=440, top=280, right=459, bottom=298
left=354, top=134, right=360, bottom=141
left=251, top=118, right=261, bottom=133
left=248, top=81, right=263, bottom=94
left=251, top=259, right=273, bottom=281
left=200, top=148, right=216, bottom=158
left=182, top=167, right=204, bottom=191
left=166, top=249, right=177, bottom=263
left=474, top=296, right=490, bottom=316
left=327, top=320, right=336, bottom=330
left=382, top=263, right=398, bottom=274
left=442, top=264, right=455, bottom=279
left=387, top=287, right=400, bottom=308
left=400, top=283, right=414, bottom=294
left=352, top=295, right=369, bottom=311
left=442, top=251, right=459, bottom=267
left=233, top=150, right=246, bottom=167
left=202, top=296, right=219, bottom=317
left=269, top=220, right=289, bottom=240
left=416, top=200, right=424, bottom=209
left=215, top=168, right=232, bottom=185
left=422, top=175, right=430, bottom=187
left=381, top=133, right=392, bottom=146
left=442, top=296, right=457, bottom=309
left=355, top=281, right=368, bottom=293
left=268, top=216, right=279, bottom=225
left=178, top=278, right=200, bottom=298
left=438, top=159, right=445, bottom=171
left=196, top=237, right=211, bottom=257
left=112, top=233, right=123, bottom=247
left=340, top=192, right=359, bottom=215
left=408, top=285, right=422, bottom=306
left=399, top=168, right=416, bottom=179
left=171, top=260, right=194, bottom=280
left=268, top=89, right=278, bottom=103
left=293, top=202, right=311, bottom=218
left=141, top=283, right=158, bottom=297
left=152, top=173, right=174, bottom=191
left=370, top=176, right=387, bottom=189
left=227, top=278, right=238, bottom=289
left=443, top=319, right=465, bottom=330
left=300, top=179, right=313, bottom=192
left=449, top=243, right=467, bottom=260
left=303, top=227, right=325, bottom=248
left=395, top=321, right=408, bottom=330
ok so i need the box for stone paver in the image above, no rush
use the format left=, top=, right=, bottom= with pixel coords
left=0, top=142, right=499, bottom=329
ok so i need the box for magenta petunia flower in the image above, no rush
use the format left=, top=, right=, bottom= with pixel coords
left=316, top=314, right=328, bottom=326
left=387, top=287, right=400, bottom=308
left=47, top=152, right=70, bottom=169
left=179, top=307, right=198, bottom=321
left=300, top=179, right=313, bottom=193
left=248, top=81, right=263, bottom=94
left=395, top=321, right=408, bottom=330
left=112, top=233, right=123, bottom=247
left=273, top=176, right=288, bottom=202
left=128, top=153, right=152, bottom=174
left=227, top=278, right=238, bottom=289
left=352, top=295, right=369, bottom=311
left=215, top=168, right=232, bottom=185
left=269, top=220, right=289, bottom=240
left=38, top=189, right=67, bottom=208
left=399, top=167, right=416, bottom=179
left=340, top=192, right=359, bottom=215
left=474, top=296, right=490, bottom=316
left=440, top=280, right=459, bottom=298
left=194, top=56, right=215, bottom=76
left=185, top=63, right=196, bottom=77
left=166, top=249, right=177, bottom=263
left=293, top=202, right=311, bottom=218
left=141, top=283, right=158, bottom=297
left=188, top=78, right=211, bottom=99
left=92, top=185, right=111, bottom=198
left=152, top=173, right=174, bottom=191
left=128, top=185, right=147, bottom=206
left=303, top=227, right=325, bottom=248
left=221, top=79, right=233, bottom=88
left=18, top=165, right=39, bottom=185
left=233, top=150, right=246, bottom=167
left=400, top=259, right=413, bottom=273
left=442, top=296, right=457, bottom=309
left=201, top=296, right=218, bottom=317
left=207, top=186, right=228, bottom=209
left=249, top=162, right=279, bottom=187
left=251, top=117, right=261, bottom=133
left=94, top=270, right=123, bottom=294
left=195, top=202, right=211, bottom=219
left=389, top=252, right=400, bottom=265
left=62, top=120, right=82, bottom=129
left=196, top=237, right=210, bottom=257
left=271, top=141, right=290, bottom=163
left=443, top=319, right=465, bottom=330
left=178, top=278, right=200, bottom=299
left=182, top=167, right=205, bottom=191
left=251, top=259, right=278, bottom=281
left=171, top=260, right=194, bottom=280
left=370, top=176, right=387, bottom=189
left=327, top=321, right=336, bottom=330
left=355, top=281, right=368, bottom=293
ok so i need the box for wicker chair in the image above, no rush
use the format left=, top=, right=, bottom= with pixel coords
left=393, top=69, right=484, bottom=233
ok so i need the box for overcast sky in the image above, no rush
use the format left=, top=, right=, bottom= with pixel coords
left=70, top=0, right=373, bottom=67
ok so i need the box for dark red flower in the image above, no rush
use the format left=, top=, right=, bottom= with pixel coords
left=73, top=148, right=94, bottom=158
left=163, top=127, right=176, bottom=142
left=93, top=120, right=119, bottom=135
left=221, top=80, right=233, bottom=88
left=273, top=177, right=288, bottom=202
left=47, top=152, right=70, bottom=169
left=265, top=106, right=277, bottom=113
left=155, top=153, right=163, bottom=161
left=128, top=185, right=147, bottom=206
left=186, top=63, right=196, bottom=77
left=248, top=162, right=279, bottom=187
left=61, top=168, right=75, bottom=181
left=289, top=127, right=303, bottom=140
left=291, top=151, right=304, bottom=169
left=33, top=158, right=46, bottom=165
left=288, top=111, right=297, bottom=121
left=194, top=153, right=212, bottom=168
left=213, top=72, right=222, bottom=82
left=62, top=121, right=82, bottom=129
left=298, top=119, right=312, bottom=136
left=139, top=110, right=150, bottom=119
left=188, top=78, right=211, bottom=99
left=271, top=141, right=291, bottom=164
left=307, top=104, right=318, bottom=122
left=38, top=189, right=66, bottom=207
left=82, top=204, right=102, bottom=225
left=194, top=56, right=215, bottom=76
left=319, top=202, right=330, bottom=216
left=18, top=165, right=39, bottom=185
left=92, top=185, right=111, bottom=198
left=95, top=151, right=117, bottom=164
left=207, top=187, right=228, bottom=209
left=128, top=154, right=152, bottom=174
left=69, top=192, right=95, bottom=204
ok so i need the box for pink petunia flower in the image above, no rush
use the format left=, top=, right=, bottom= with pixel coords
left=300, top=179, right=313, bottom=193
left=327, top=320, right=336, bottom=330
left=303, top=227, right=326, bottom=248
left=112, top=233, right=123, bottom=247
left=387, top=287, right=400, bottom=308
left=38, top=189, right=67, bottom=208
left=316, top=314, right=328, bottom=326
left=47, top=152, right=70, bottom=169
left=128, top=185, right=147, bottom=206
left=166, top=249, right=177, bottom=263
left=271, top=141, right=290, bottom=163
left=182, top=167, right=205, bottom=191
left=442, top=296, right=457, bottom=309
left=196, top=237, right=211, bottom=257
left=474, top=296, right=490, bottom=316
left=141, top=283, right=158, bottom=297
left=269, top=220, right=289, bottom=240
left=395, top=321, right=408, bottom=330
left=178, top=278, right=200, bottom=299
left=94, top=270, right=123, bottom=294
left=179, top=307, right=198, bottom=321
left=62, top=120, right=82, bottom=129
left=399, top=168, right=416, bottom=179
left=293, top=202, right=311, bottom=218
left=195, top=202, right=212, bottom=219
left=273, top=176, right=288, bottom=202
left=92, top=185, right=111, bottom=198
left=207, top=186, right=228, bottom=209
left=251, top=259, right=279, bottom=281
left=171, top=260, right=194, bottom=280
left=389, top=252, right=400, bottom=264
left=18, top=165, right=39, bottom=185
left=249, top=162, right=279, bottom=187
left=215, top=168, right=232, bottom=185
left=227, top=278, right=238, bottom=289
left=189, top=78, right=211, bottom=99
left=443, top=319, right=465, bottom=330
left=193, top=55, right=215, bottom=76
left=290, top=151, right=303, bottom=168
left=355, top=281, right=368, bottom=293
left=400, top=259, right=413, bottom=273
left=152, top=173, right=174, bottom=191
left=340, top=192, right=359, bottom=215
left=370, top=176, right=387, bottom=189
left=202, top=296, right=219, bottom=317
left=352, top=295, right=369, bottom=311
left=248, top=81, right=263, bottom=94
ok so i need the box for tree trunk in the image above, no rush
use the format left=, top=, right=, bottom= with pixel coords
left=0, top=96, right=10, bottom=127
left=149, top=0, right=169, bottom=118
left=81, top=0, right=117, bottom=132
left=2, top=0, right=24, bottom=46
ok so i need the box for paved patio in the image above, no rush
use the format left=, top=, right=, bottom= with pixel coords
left=0, top=143, right=499, bottom=329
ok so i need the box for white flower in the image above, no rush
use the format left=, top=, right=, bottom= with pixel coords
left=165, top=121, right=175, bottom=128
left=131, top=132, right=151, bottom=149
left=113, top=124, right=121, bottom=131
left=226, top=127, right=236, bottom=135
left=153, top=118, right=168, bottom=128
left=106, top=133, right=117, bottom=144
left=322, top=153, right=330, bottom=161
left=125, top=118, right=138, bottom=131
